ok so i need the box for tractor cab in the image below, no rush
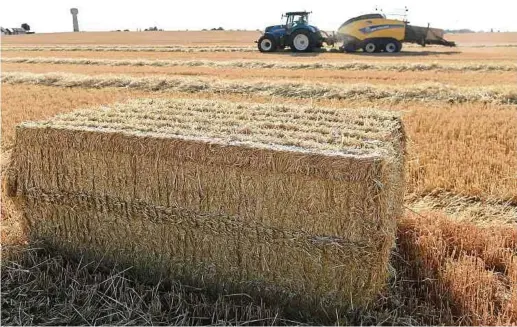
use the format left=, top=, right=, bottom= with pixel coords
left=257, top=11, right=328, bottom=53
left=283, top=11, right=311, bottom=31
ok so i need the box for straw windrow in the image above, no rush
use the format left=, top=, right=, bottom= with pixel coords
left=4, top=57, right=516, bottom=72
left=3, top=72, right=516, bottom=104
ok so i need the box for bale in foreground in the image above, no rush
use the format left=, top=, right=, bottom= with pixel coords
left=6, top=98, right=405, bottom=319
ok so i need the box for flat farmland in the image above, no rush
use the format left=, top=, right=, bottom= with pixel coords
left=448, top=31, right=517, bottom=45
left=1, top=30, right=262, bottom=45
left=4, top=46, right=517, bottom=62
left=1, top=31, right=516, bottom=325
left=3, top=30, right=516, bottom=46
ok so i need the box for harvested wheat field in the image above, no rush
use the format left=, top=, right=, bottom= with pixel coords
left=0, top=31, right=262, bottom=46
left=1, top=30, right=517, bottom=326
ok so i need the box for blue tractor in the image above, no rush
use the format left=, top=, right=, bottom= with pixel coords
left=257, top=11, right=333, bottom=53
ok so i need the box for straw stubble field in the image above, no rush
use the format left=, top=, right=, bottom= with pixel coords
left=1, top=32, right=516, bottom=325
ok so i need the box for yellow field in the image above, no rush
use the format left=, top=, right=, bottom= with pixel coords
left=1, top=31, right=516, bottom=325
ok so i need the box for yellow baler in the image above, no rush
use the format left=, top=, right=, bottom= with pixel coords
left=336, top=13, right=455, bottom=53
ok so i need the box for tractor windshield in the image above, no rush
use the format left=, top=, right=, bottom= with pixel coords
left=286, top=14, right=309, bottom=29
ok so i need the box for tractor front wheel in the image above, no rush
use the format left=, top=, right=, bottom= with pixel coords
left=290, top=30, right=314, bottom=52
left=258, top=35, right=277, bottom=53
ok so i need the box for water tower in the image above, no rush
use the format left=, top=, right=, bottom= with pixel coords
left=70, top=8, right=79, bottom=32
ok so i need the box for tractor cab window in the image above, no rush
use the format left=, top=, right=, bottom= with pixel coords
left=286, top=14, right=308, bottom=29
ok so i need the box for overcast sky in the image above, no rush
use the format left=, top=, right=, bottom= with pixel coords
left=1, top=0, right=516, bottom=33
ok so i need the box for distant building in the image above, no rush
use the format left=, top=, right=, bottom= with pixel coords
left=11, top=27, right=28, bottom=35
left=1, top=27, right=28, bottom=35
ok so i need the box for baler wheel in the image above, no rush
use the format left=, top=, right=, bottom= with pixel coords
left=384, top=40, right=402, bottom=53
left=363, top=41, right=378, bottom=53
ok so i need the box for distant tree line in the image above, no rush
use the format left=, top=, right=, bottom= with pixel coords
left=444, top=29, right=476, bottom=34
left=444, top=28, right=503, bottom=34
left=201, top=27, right=225, bottom=31
left=144, top=26, right=163, bottom=31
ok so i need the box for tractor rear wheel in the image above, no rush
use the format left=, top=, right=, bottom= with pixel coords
left=258, top=35, right=277, bottom=53
left=290, top=30, right=314, bottom=52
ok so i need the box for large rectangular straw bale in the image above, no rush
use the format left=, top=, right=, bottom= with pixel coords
left=6, top=98, right=405, bottom=316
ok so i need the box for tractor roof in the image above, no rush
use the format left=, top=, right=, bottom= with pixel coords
left=285, top=11, right=311, bottom=16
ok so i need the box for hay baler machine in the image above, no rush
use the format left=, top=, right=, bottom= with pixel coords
left=256, top=11, right=335, bottom=52
left=335, top=13, right=456, bottom=53
left=256, top=10, right=455, bottom=53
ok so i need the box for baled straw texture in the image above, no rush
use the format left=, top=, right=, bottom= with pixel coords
left=6, top=98, right=405, bottom=317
